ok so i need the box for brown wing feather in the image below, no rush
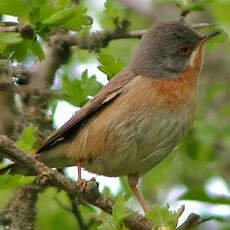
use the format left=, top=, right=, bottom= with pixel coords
left=36, top=68, right=135, bottom=154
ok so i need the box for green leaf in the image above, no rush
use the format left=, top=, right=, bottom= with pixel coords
left=145, top=204, right=184, bottom=230
left=4, top=39, right=30, bottom=61
left=98, top=195, right=132, bottom=230
left=0, top=0, right=29, bottom=18
left=0, top=32, right=22, bottom=45
left=98, top=53, right=125, bottom=80
left=119, top=176, right=132, bottom=199
left=16, top=125, right=38, bottom=154
left=113, top=195, right=132, bottom=229
left=4, top=39, right=45, bottom=61
left=0, top=171, right=35, bottom=190
left=28, top=5, right=56, bottom=26
left=179, top=188, right=230, bottom=205
left=62, top=74, right=87, bottom=107
left=64, top=6, right=90, bottom=31
left=61, top=70, right=102, bottom=107
left=29, top=40, right=45, bottom=60
left=100, top=0, right=127, bottom=29
left=81, top=69, right=103, bottom=96
left=42, top=6, right=80, bottom=27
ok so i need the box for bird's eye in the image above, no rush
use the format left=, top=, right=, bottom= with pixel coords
left=178, top=44, right=191, bottom=55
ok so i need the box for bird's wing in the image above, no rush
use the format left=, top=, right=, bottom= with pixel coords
left=36, top=68, right=135, bottom=154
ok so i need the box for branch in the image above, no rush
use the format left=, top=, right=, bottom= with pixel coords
left=0, top=24, right=34, bottom=39
left=65, top=29, right=144, bottom=52
left=59, top=23, right=214, bottom=51
left=0, top=135, right=152, bottom=230
left=67, top=194, right=88, bottom=230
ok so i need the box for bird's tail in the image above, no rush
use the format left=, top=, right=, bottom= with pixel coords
left=0, top=142, right=75, bottom=175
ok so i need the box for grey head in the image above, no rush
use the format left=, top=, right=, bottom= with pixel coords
left=130, top=22, right=217, bottom=79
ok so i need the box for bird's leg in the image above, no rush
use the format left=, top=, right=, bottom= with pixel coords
left=77, top=159, right=83, bottom=182
left=77, top=159, right=88, bottom=195
left=128, top=174, right=149, bottom=213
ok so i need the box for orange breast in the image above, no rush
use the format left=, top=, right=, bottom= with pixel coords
left=153, top=43, right=204, bottom=108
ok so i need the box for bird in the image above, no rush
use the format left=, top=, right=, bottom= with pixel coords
left=1, top=22, right=219, bottom=213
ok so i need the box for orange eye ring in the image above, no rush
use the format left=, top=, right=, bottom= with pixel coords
left=178, top=44, right=191, bottom=55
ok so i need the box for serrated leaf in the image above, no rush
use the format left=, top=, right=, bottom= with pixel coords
left=64, top=6, right=90, bottom=31
left=0, top=32, right=22, bottom=45
left=100, top=0, right=127, bottom=29
left=0, top=0, right=29, bottom=18
left=113, top=195, right=132, bottom=230
left=16, top=125, right=38, bottom=154
left=81, top=69, right=103, bottom=96
left=98, top=195, right=131, bottom=230
left=62, top=74, right=87, bottom=107
left=145, top=204, right=184, bottom=230
left=61, top=70, right=102, bottom=107
left=98, top=53, right=124, bottom=80
left=0, top=171, right=35, bottom=190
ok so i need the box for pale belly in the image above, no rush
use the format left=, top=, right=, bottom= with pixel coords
left=70, top=105, right=195, bottom=177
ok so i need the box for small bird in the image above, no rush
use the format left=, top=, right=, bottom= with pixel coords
left=2, top=22, right=219, bottom=212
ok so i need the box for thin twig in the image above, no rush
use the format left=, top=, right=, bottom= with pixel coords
left=0, top=25, right=34, bottom=39
left=68, top=193, right=88, bottom=230
left=176, top=213, right=213, bottom=230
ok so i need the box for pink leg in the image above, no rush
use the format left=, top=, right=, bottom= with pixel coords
left=128, top=174, right=149, bottom=213
left=77, top=160, right=82, bottom=182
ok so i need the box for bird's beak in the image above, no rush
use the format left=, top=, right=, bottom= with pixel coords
left=200, top=31, right=220, bottom=43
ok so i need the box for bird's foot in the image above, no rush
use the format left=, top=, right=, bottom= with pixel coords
left=77, top=177, right=96, bottom=194
left=75, top=177, right=97, bottom=204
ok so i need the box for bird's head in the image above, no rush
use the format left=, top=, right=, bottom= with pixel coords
left=130, top=22, right=219, bottom=79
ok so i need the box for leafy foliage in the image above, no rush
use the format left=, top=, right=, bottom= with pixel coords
left=98, top=53, right=125, bottom=80
left=0, top=171, right=35, bottom=190
left=100, top=0, right=127, bottom=29
left=146, top=205, right=184, bottom=230
left=61, top=69, right=103, bottom=107
left=0, top=0, right=30, bottom=18
left=16, top=125, right=38, bottom=154
left=99, top=195, right=132, bottom=230
left=0, top=0, right=90, bottom=61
